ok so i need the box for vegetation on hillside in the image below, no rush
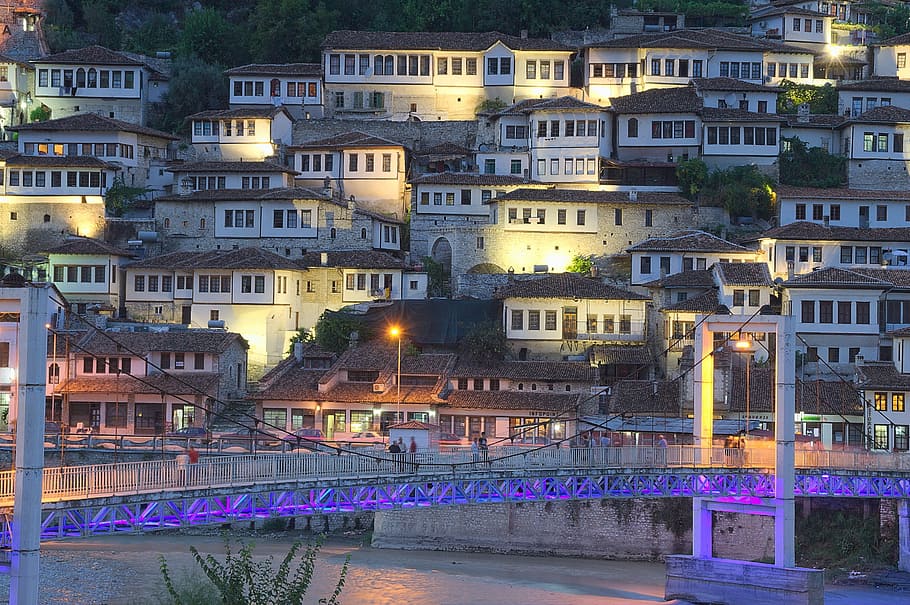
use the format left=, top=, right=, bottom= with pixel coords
left=776, top=81, right=838, bottom=115
left=636, top=0, right=747, bottom=26
left=779, top=137, right=846, bottom=188
left=680, top=162, right=775, bottom=220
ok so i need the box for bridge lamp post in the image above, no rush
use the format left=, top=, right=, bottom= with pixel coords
left=389, top=326, right=402, bottom=424
left=732, top=336, right=758, bottom=438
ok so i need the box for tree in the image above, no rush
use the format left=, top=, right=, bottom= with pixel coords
left=313, top=311, right=370, bottom=353
left=104, top=176, right=152, bottom=217
left=29, top=105, right=52, bottom=122
left=779, top=137, right=846, bottom=188
left=156, top=56, right=228, bottom=133
left=159, top=538, right=348, bottom=605
left=460, top=320, right=511, bottom=361
left=177, top=7, right=249, bottom=68
left=566, top=254, right=594, bottom=275
left=676, top=158, right=708, bottom=201
left=422, top=256, right=448, bottom=297
left=286, top=328, right=313, bottom=355
left=776, top=81, right=837, bottom=115
left=701, top=165, right=775, bottom=220
left=248, top=0, right=340, bottom=63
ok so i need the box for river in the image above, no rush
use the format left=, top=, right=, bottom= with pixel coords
left=0, top=532, right=905, bottom=604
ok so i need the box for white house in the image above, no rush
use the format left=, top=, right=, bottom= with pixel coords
left=836, top=79, right=910, bottom=119
left=44, top=237, right=135, bottom=314
left=780, top=114, right=845, bottom=154
left=856, top=361, right=910, bottom=451
left=748, top=6, right=832, bottom=50
left=321, top=30, right=576, bottom=121
left=841, top=105, right=910, bottom=190
left=872, top=32, right=910, bottom=79
left=700, top=107, right=784, bottom=168
left=166, top=160, right=296, bottom=195
left=775, top=185, right=910, bottom=228
left=225, top=62, right=324, bottom=119
left=496, top=273, right=649, bottom=359
left=691, top=77, right=780, bottom=114
left=188, top=107, right=294, bottom=162
left=0, top=53, right=32, bottom=137
left=628, top=230, right=762, bottom=285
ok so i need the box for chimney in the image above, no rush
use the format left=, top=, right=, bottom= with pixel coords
left=320, top=252, right=328, bottom=266
left=348, top=330, right=360, bottom=349
left=787, top=261, right=794, bottom=280
left=652, top=381, right=658, bottom=395
left=520, top=29, right=528, bottom=39
left=628, top=190, right=638, bottom=201
left=294, top=341, right=304, bottom=362
left=348, top=194, right=356, bottom=211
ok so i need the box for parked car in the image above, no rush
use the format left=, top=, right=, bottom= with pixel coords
left=512, top=436, right=553, bottom=447
left=438, top=432, right=470, bottom=447
left=341, top=431, right=385, bottom=447
left=44, top=421, right=62, bottom=435
left=282, top=428, right=327, bottom=450
left=168, top=427, right=211, bottom=441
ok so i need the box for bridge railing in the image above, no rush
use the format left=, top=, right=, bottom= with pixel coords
left=0, top=445, right=908, bottom=506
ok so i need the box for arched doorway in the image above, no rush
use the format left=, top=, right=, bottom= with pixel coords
left=429, top=237, right=453, bottom=296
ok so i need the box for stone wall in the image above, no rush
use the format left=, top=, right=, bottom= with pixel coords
left=293, top=119, right=477, bottom=153
left=373, top=498, right=776, bottom=561
left=0, top=200, right=106, bottom=255
left=848, top=159, right=910, bottom=191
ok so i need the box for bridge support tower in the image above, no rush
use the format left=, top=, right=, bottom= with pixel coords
left=900, top=500, right=910, bottom=573
left=665, top=315, right=824, bottom=605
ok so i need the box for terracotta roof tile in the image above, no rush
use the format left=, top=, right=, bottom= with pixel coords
left=410, top=173, right=539, bottom=186
left=837, top=77, right=910, bottom=92
left=451, top=360, right=597, bottom=381
left=154, top=186, right=329, bottom=203
left=44, top=237, right=135, bottom=258
left=166, top=160, right=294, bottom=174
left=761, top=221, right=910, bottom=242
left=442, top=390, right=581, bottom=411
left=492, top=188, right=692, bottom=205
left=606, top=379, right=681, bottom=414
left=850, top=268, right=910, bottom=288
left=11, top=113, right=178, bottom=140
left=713, top=262, right=772, bottom=286
left=774, top=185, right=910, bottom=200
left=224, top=63, right=322, bottom=76
left=878, top=32, right=910, bottom=46
left=76, top=330, right=247, bottom=356
left=662, top=289, right=727, bottom=313
left=293, top=130, right=405, bottom=149
left=128, top=248, right=302, bottom=271
left=610, top=86, right=702, bottom=114
left=59, top=372, right=220, bottom=395
left=856, top=363, right=910, bottom=389
left=691, top=77, right=780, bottom=92
left=495, top=274, right=648, bottom=300
left=322, top=30, right=573, bottom=52
left=781, top=114, right=847, bottom=128
left=628, top=230, right=754, bottom=253
left=700, top=107, right=785, bottom=122
left=589, top=345, right=652, bottom=365
left=4, top=155, right=115, bottom=168
left=32, top=45, right=144, bottom=66
left=588, top=28, right=813, bottom=53
left=782, top=267, right=891, bottom=288
left=482, top=96, right=605, bottom=116
left=729, top=367, right=861, bottom=415
left=188, top=107, right=288, bottom=120
left=298, top=250, right=405, bottom=269
left=643, top=270, right=715, bottom=289
left=850, top=105, right=910, bottom=124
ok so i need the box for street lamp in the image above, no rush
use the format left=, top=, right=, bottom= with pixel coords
left=732, top=336, right=758, bottom=437
left=389, top=326, right=401, bottom=424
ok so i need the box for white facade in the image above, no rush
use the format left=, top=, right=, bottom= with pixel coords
left=776, top=187, right=910, bottom=228
left=226, top=63, right=324, bottom=119
left=189, top=108, right=294, bottom=161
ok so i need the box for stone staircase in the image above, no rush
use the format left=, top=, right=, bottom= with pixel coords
left=209, top=399, right=256, bottom=434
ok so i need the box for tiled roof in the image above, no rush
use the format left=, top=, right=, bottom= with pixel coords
left=482, top=96, right=606, bottom=116
left=492, top=188, right=692, bottom=205
left=589, top=345, right=652, bottom=366
left=772, top=186, right=910, bottom=200
left=850, top=105, right=910, bottom=124
left=255, top=367, right=327, bottom=400
left=495, top=274, right=648, bottom=300
left=323, top=383, right=444, bottom=404
left=781, top=114, right=847, bottom=128
left=44, top=237, right=134, bottom=258
left=32, top=45, right=144, bottom=66
left=415, top=142, right=472, bottom=157
left=856, top=363, right=910, bottom=390
left=166, top=161, right=294, bottom=174
left=878, top=32, right=910, bottom=46
left=606, top=379, right=681, bottom=414
left=588, top=28, right=811, bottom=53
left=59, top=372, right=220, bottom=395
left=849, top=268, right=910, bottom=288
left=760, top=221, right=910, bottom=242
left=609, top=86, right=702, bottom=114
left=127, top=248, right=303, bottom=271
left=11, top=113, right=178, bottom=140
left=713, top=262, right=772, bottom=286
left=837, top=78, right=910, bottom=92
left=322, top=30, right=573, bottom=52
left=749, top=5, right=825, bottom=17
left=188, top=107, right=287, bottom=120
left=643, top=270, right=715, bottom=289
left=293, top=130, right=405, bottom=149
left=451, top=360, right=597, bottom=381
left=224, top=63, right=322, bottom=76
left=298, top=250, right=406, bottom=270
left=782, top=267, right=891, bottom=288
left=661, top=290, right=726, bottom=313
left=442, top=390, right=580, bottom=411
left=76, top=330, right=247, bottom=356
left=120, top=51, right=171, bottom=81
left=691, top=77, right=780, bottom=92
left=628, top=230, right=754, bottom=253
left=700, top=107, right=785, bottom=123
left=154, top=186, right=329, bottom=203
left=410, top=173, right=538, bottom=186
left=4, top=155, right=115, bottom=168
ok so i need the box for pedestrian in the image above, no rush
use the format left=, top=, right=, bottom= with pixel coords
left=657, top=434, right=668, bottom=448
left=409, top=436, right=417, bottom=453
left=479, top=431, right=489, bottom=465
left=600, top=433, right=611, bottom=447
left=388, top=440, right=401, bottom=454
left=656, top=434, right=668, bottom=466
left=187, top=446, right=199, bottom=464
left=471, top=437, right=479, bottom=463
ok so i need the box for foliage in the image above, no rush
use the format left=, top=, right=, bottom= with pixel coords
left=286, top=328, right=313, bottom=355
left=476, top=97, right=508, bottom=113
left=675, top=158, right=708, bottom=201
left=104, top=176, right=153, bottom=217
left=459, top=320, right=511, bottom=361
left=422, top=256, right=448, bottom=297
left=155, top=56, right=228, bottom=133
left=313, top=310, right=370, bottom=352
left=29, top=105, right=52, bottom=122
left=701, top=165, right=775, bottom=220
left=796, top=510, right=896, bottom=570
left=779, top=137, right=846, bottom=188
left=158, top=537, right=348, bottom=605
left=248, top=0, right=340, bottom=63
left=776, top=80, right=837, bottom=115
left=178, top=7, right=250, bottom=67
left=865, top=1, right=910, bottom=40
left=637, top=0, right=746, bottom=25
left=566, top=254, right=594, bottom=275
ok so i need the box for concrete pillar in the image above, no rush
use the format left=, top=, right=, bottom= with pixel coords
left=899, top=500, right=910, bottom=573
left=692, top=498, right=713, bottom=559
left=693, top=320, right=714, bottom=452
left=774, top=315, right=796, bottom=568
left=10, top=284, right=51, bottom=604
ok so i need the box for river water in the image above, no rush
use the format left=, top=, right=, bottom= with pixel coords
left=0, top=532, right=906, bottom=604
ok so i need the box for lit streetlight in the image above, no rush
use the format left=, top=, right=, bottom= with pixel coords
left=732, top=336, right=757, bottom=437
left=389, top=326, right=401, bottom=425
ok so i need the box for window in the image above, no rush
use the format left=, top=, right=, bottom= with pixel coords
left=640, top=256, right=652, bottom=274
left=819, top=300, right=833, bottom=323
left=576, top=210, right=585, bottom=225
left=795, top=204, right=806, bottom=220
left=511, top=310, right=523, bottom=330
left=874, top=424, right=889, bottom=449
left=619, top=315, right=632, bottom=334
left=134, top=275, right=145, bottom=292
left=645, top=209, right=652, bottom=227
left=896, top=425, right=909, bottom=451
left=545, top=311, right=557, bottom=330
left=856, top=302, right=870, bottom=324
left=830, top=205, right=840, bottom=221
left=614, top=208, right=622, bottom=226
left=528, top=310, right=540, bottom=330
left=875, top=392, right=888, bottom=411
left=837, top=301, right=851, bottom=324
left=828, top=347, right=840, bottom=363
left=733, top=290, right=745, bottom=306
left=651, top=58, right=661, bottom=76
left=879, top=133, right=889, bottom=152
left=840, top=246, right=853, bottom=264
left=877, top=205, right=888, bottom=221
left=627, top=117, right=638, bottom=138
left=801, top=300, right=814, bottom=323
left=864, top=132, right=874, bottom=152
left=893, top=393, right=905, bottom=412
left=749, top=290, right=760, bottom=307
left=510, top=159, right=522, bottom=175
left=692, top=60, right=702, bottom=77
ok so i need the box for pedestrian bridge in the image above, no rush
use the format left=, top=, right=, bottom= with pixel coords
left=1, top=444, right=909, bottom=546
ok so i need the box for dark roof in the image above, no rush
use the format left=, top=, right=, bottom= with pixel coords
left=606, top=380, right=681, bottom=415
left=589, top=345, right=652, bottom=366
left=691, top=77, right=779, bottom=93
left=255, top=367, right=326, bottom=400
left=850, top=105, right=910, bottom=124
left=643, top=270, right=715, bottom=289
left=322, top=30, right=573, bottom=52
left=32, top=45, right=144, bottom=66
left=128, top=248, right=303, bottom=271
left=494, top=274, right=648, bottom=300
left=59, top=372, right=220, bottom=395
left=154, top=186, right=329, bottom=203
left=482, top=96, right=606, bottom=116
left=662, top=290, right=727, bottom=313
left=11, top=113, right=178, bottom=140
left=492, top=188, right=692, bottom=205
left=878, top=32, right=910, bottom=46
left=4, top=155, right=115, bottom=169
left=224, top=63, right=322, bottom=77
left=610, top=86, right=702, bottom=114
left=844, top=268, right=910, bottom=289
left=628, top=230, right=754, bottom=253
left=166, top=161, right=294, bottom=174
left=837, top=78, right=910, bottom=93
left=76, top=330, right=247, bottom=356
left=713, top=262, right=772, bottom=286
left=451, top=360, right=597, bottom=381
left=760, top=221, right=910, bottom=242
left=700, top=107, right=785, bottom=123
left=415, top=142, right=472, bottom=157
left=749, top=5, right=825, bottom=17
left=856, top=363, right=910, bottom=390
left=588, top=28, right=811, bottom=53
left=298, top=250, right=406, bottom=270
left=442, top=390, right=581, bottom=412
left=410, top=173, right=537, bottom=186
left=781, top=114, right=848, bottom=128
left=188, top=107, right=288, bottom=120
left=782, top=267, right=891, bottom=288
left=293, top=130, right=405, bottom=150
left=44, top=238, right=134, bottom=258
